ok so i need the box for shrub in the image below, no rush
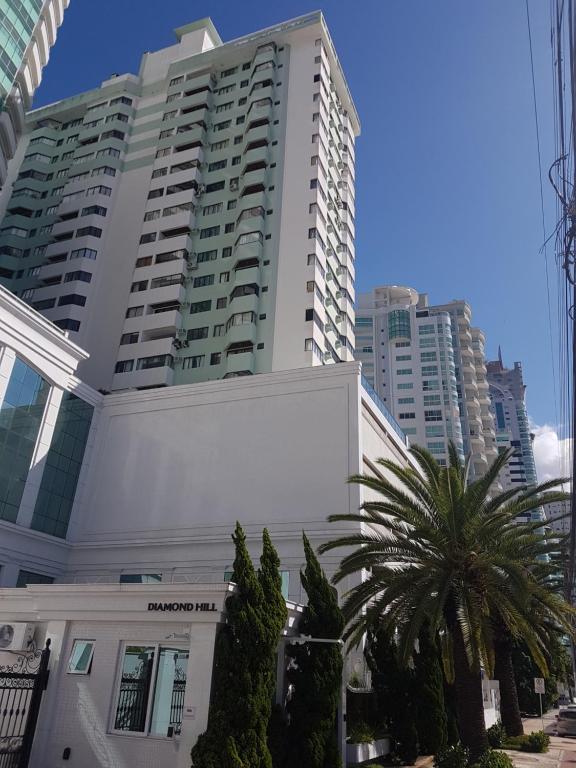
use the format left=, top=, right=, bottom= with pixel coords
left=521, top=731, right=550, bottom=753
left=433, top=743, right=469, bottom=768
left=486, top=723, right=506, bottom=749
left=347, top=721, right=376, bottom=744
left=503, top=731, right=550, bottom=753
left=471, top=750, right=514, bottom=768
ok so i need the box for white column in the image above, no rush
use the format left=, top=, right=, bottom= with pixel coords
left=0, top=345, right=16, bottom=405
left=17, top=385, right=64, bottom=529
left=176, top=623, right=219, bottom=768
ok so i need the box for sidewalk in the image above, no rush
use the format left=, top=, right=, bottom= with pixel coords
left=504, top=712, right=576, bottom=768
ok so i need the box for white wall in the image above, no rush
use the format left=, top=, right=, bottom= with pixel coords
left=65, top=363, right=414, bottom=600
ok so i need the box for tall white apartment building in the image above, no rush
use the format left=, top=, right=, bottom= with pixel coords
left=0, top=13, right=358, bottom=392
left=355, top=285, right=498, bottom=477
left=0, top=0, right=70, bottom=195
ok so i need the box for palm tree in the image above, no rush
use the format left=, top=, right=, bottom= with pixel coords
left=319, top=444, right=573, bottom=761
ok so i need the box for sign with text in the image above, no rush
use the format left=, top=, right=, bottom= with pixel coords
left=534, top=678, right=545, bottom=694
left=148, top=601, right=218, bottom=613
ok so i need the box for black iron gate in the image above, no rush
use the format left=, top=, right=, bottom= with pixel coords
left=0, top=640, right=50, bottom=768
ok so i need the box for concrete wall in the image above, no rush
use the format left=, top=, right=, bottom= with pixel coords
left=65, top=363, right=412, bottom=600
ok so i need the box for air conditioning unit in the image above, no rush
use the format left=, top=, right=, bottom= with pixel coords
left=0, top=623, right=35, bottom=651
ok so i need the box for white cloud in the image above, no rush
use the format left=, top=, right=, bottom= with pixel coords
left=531, top=422, right=572, bottom=484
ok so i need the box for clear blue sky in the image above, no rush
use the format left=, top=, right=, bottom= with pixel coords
left=35, top=0, right=559, bottom=427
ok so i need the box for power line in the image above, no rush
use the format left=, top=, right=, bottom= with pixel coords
left=526, top=0, right=560, bottom=433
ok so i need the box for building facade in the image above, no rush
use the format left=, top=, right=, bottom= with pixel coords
left=355, top=285, right=497, bottom=477
left=486, top=352, right=537, bottom=489
left=0, top=12, right=358, bottom=392
left=0, top=0, right=70, bottom=193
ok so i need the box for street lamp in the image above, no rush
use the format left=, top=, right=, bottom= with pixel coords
left=276, top=635, right=347, bottom=767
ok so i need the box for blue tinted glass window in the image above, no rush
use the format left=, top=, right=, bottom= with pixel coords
left=0, top=357, right=49, bottom=522
left=495, top=401, right=506, bottom=430
left=31, top=392, right=93, bottom=538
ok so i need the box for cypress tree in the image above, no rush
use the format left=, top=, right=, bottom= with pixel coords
left=366, top=626, right=419, bottom=765
left=285, top=533, right=344, bottom=768
left=414, top=622, right=448, bottom=755
left=191, top=523, right=286, bottom=768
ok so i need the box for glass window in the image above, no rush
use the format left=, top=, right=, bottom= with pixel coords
left=114, top=645, right=189, bottom=737
left=68, top=640, right=95, bottom=674
left=119, top=574, right=162, bottom=584
left=16, top=570, right=54, bottom=587
left=31, top=393, right=93, bottom=539
left=388, top=310, right=411, bottom=340
left=0, top=359, right=50, bottom=523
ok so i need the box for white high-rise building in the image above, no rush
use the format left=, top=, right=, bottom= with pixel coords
left=0, top=12, right=358, bottom=392
left=355, top=285, right=498, bottom=478
left=0, top=0, right=71, bottom=195
left=486, top=352, right=538, bottom=489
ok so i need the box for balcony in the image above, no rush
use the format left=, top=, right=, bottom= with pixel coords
left=225, top=349, right=255, bottom=376
left=112, top=364, right=175, bottom=391
left=226, top=322, right=258, bottom=346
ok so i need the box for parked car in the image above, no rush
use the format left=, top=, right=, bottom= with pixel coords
left=557, top=709, right=576, bottom=736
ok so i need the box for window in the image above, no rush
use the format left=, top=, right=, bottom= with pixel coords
left=131, top=281, right=148, bottom=293
left=113, top=644, right=189, bottom=736
left=144, top=210, right=161, bottom=222
left=54, top=317, right=80, bottom=332
left=215, top=102, right=233, bottom=113
left=398, top=412, right=416, bottom=420
left=210, top=352, right=222, bottom=365
left=426, top=426, right=444, bottom=438
left=64, top=270, right=92, bottom=283
left=182, top=355, right=205, bottom=369
left=197, top=249, right=217, bottom=263
left=76, top=226, right=102, bottom=238
left=396, top=368, right=413, bottom=375
left=121, top=333, right=139, bottom=345
left=58, top=294, right=87, bottom=307
left=200, top=226, right=220, bottom=239
left=397, top=382, right=414, bottom=390
left=70, top=248, right=97, bottom=260
left=126, top=306, right=144, bottom=318
left=148, top=189, right=164, bottom=200
left=214, top=120, right=231, bottom=132
left=150, top=274, right=183, bottom=289
left=187, top=327, right=209, bottom=340
left=208, top=159, right=227, bottom=172
left=424, top=410, right=443, bottom=422
left=68, top=640, right=95, bottom=674
left=206, top=181, right=225, bottom=193
left=152, top=167, right=168, bottom=179
left=193, top=274, right=215, bottom=288
left=219, top=272, right=230, bottom=283
left=136, top=256, right=153, bottom=268
left=395, top=355, right=412, bottom=362
left=222, top=247, right=232, bottom=258
left=81, top=205, right=107, bottom=217
left=217, top=297, right=227, bottom=309
left=140, top=233, right=156, bottom=244
left=213, top=324, right=224, bottom=337
left=136, top=355, right=174, bottom=370
left=225, top=223, right=235, bottom=233
left=202, top=203, right=223, bottom=216
left=398, top=397, right=415, bottom=405
left=190, top=300, right=211, bottom=314
left=16, top=570, right=54, bottom=587
left=211, top=139, right=229, bottom=151
left=115, top=360, right=134, bottom=373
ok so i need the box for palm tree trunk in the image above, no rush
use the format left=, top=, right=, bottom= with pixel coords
left=452, top=623, right=489, bottom=762
left=494, top=636, right=524, bottom=737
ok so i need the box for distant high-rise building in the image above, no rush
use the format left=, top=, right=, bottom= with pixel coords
left=486, top=352, right=537, bottom=489
left=0, top=0, right=71, bottom=191
left=355, top=285, right=498, bottom=478
left=0, top=13, right=359, bottom=391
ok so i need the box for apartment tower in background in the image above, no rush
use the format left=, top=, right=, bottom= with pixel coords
left=0, top=0, right=70, bottom=193
left=355, top=285, right=498, bottom=478
left=486, top=351, right=538, bottom=488
left=0, top=13, right=359, bottom=391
